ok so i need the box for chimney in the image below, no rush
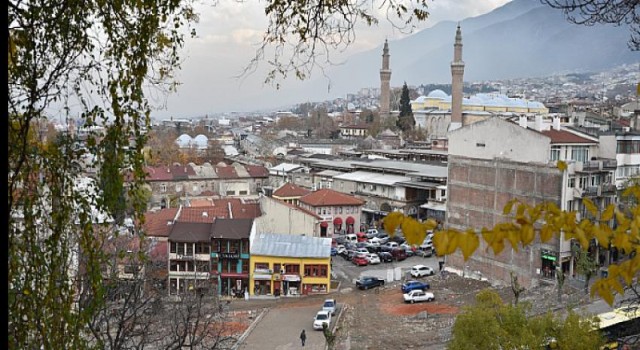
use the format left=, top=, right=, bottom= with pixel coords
left=553, top=116, right=561, bottom=130
left=534, top=115, right=543, bottom=131
left=519, top=116, right=528, bottom=128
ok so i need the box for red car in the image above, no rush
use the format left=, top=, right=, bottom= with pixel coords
left=352, top=256, right=369, bottom=266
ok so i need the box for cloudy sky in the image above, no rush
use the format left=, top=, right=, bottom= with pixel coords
left=151, top=0, right=511, bottom=119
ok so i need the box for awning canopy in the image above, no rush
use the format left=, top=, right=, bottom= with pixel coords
left=320, top=221, right=329, bottom=228
left=346, top=216, right=355, bottom=224
left=333, top=217, right=342, bottom=225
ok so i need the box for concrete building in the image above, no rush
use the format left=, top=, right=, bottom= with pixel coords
left=298, top=189, right=365, bottom=236
left=445, top=117, right=617, bottom=288
left=168, top=222, right=212, bottom=296
left=249, top=232, right=331, bottom=297
left=255, top=195, right=322, bottom=237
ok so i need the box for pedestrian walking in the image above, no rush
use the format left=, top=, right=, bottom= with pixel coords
left=299, top=329, right=306, bottom=347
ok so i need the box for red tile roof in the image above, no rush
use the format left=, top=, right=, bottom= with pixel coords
left=177, top=206, right=229, bottom=223
left=273, top=183, right=311, bottom=198
left=215, top=165, right=237, bottom=179
left=299, top=189, right=365, bottom=207
left=189, top=198, right=215, bottom=207
left=143, top=208, right=179, bottom=237
left=276, top=198, right=322, bottom=219
left=540, top=129, right=597, bottom=144
left=145, top=165, right=174, bottom=181
left=211, top=198, right=262, bottom=219
left=245, top=165, right=269, bottom=178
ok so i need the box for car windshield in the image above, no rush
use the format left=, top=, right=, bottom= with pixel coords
left=324, top=301, right=334, bottom=307
left=316, top=314, right=328, bottom=320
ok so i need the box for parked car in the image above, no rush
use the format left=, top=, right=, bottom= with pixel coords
left=345, top=233, right=358, bottom=244
left=336, top=245, right=347, bottom=255
left=379, top=245, right=393, bottom=253
left=377, top=252, right=394, bottom=263
left=366, top=228, right=379, bottom=237
left=383, top=242, right=399, bottom=249
left=401, top=243, right=416, bottom=256
left=365, top=253, right=381, bottom=265
left=322, top=298, right=337, bottom=315
left=352, top=256, right=369, bottom=266
left=330, top=247, right=337, bottom=256
left=313, top=310, right=332, bottom=330
left=401, top=280, right=430, bottom=293
left=356, top=232, right=367, bottom=242
left=345, top=250, right=357, bottom=261
left=356, top=276, right=385, bottom=290
left=415, top=246, right=433, bottom=258
left=410, top=264, right=435, bottom=278
left=390, top=248, right=407, bottom=261
left=403, top=290, right=435, bottom=303
left=391, top=235, right=406, bottom=245
left=367, top=237, right=383, bottom=247
left=356, top=247, right=369, bottom=255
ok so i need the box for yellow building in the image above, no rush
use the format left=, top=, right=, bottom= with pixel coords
left=249, top=232, right=332, bottom=297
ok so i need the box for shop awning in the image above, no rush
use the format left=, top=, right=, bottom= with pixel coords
left=320, top=221, right=328, bottom=228
left=346, top=216, right=355, bottom=224
left=333, top=217, right=342, bottom=225
left=253, top=274, right=272, bottom=280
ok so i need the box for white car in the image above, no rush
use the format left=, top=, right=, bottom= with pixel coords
left=403, top=289, right=435, bottom=303
left=336, top=245, right=347, bottom=255
left=410, top=264, right=435, bottom=278
left=313, top=310, right=332, bottom=330
left=366, top=253, right=381, bottom=265
left=322, top=299, right=337, bottom=315
left=366, top=228, right=379, bottom=238
left=383, top=242, right=399, bottom=249
left=367, top=237, right=382, bottom=247
left=356, top=247, right=369, bottom=255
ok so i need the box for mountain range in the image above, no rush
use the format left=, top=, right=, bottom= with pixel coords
left=277, top=0, right=638, bottom=105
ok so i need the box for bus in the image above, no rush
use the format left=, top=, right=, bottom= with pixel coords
left=597, top=304, right=640, bottom=350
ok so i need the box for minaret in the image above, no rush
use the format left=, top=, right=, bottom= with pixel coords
left=379, top=40, right=391, bottom=119
left=450, top=24, right=465, bottom=131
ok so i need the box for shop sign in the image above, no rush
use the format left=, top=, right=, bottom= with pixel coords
left=283, top=274, right=301, bottom=282
left=220, top=252, right=239, bottom=259
left=541, top=249, right=557, bottom=261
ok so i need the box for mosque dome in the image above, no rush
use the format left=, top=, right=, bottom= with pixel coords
left=427, top=89, right=449, bottom=99
left=175, top=134, right=192, bottom=148
left=193, top=134, right=209, bottom=149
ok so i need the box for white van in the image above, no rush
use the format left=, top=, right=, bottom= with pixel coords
left=345, top=233, right=358, bottom=243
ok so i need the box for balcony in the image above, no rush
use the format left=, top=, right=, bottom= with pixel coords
left=582, top=184, right=617, bottom=197
left=576, top=159, right=617, bottom=173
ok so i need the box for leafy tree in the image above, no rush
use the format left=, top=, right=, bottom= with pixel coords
left=575, top=247, right=600, bottom=295
left=396, top=82, right=415, bottom=133
left=542, top=0, right=639, bottom=50
left=145, top=128, right=182, bottom=166
left=449, top=290, right=604, bottom=350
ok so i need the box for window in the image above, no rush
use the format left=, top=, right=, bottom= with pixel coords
left=568, top=178, right=576, bottom=188
left=161, top=184, right=167, bottom=192
left=242, top=260, right=249, bottom=274
left=212, top=240, right=221, bottom=252
left=273, top=263, right=281, bottom=274
left=124, top=265, right=138, bottom=274
left=195, top=243, right=209, bottom=254
left=186, top=243, right=194, bottom=256
left=338, top=207, right=343, bottom=214
left=176, top=184, right=183, bottom=192
left=169, top=278, right=178, bottom=295
left=550, top=146, right=561, bottom=161
left=195, top=261, right=209, bottom=272
left=170, top=242, right=177, bottom=254
left=229, top=240, right=240, bottom=253
left=170, top=261, right=178, bottom=271
left=255, top=262, right=269, bottom=270
left=226, top=191, right=235, bottom=196
left=570, top=146, right=589, bottom=162
left=177, top=243, right=184, bottom=255
left=239, top=190, right=248, bottom=195
left=193, top=185, right=198, bottom=192
left=241, top=239, right=249, bottom=253
left=285, top=264, right=300, bottom=274
left=304, top=264, right=328, bottom=277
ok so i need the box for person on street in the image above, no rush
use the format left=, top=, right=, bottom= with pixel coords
left=300, top=329, right=306, bottom=347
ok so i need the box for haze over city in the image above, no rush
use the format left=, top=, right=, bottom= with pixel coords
left=153, top=0, right=511, bottom=118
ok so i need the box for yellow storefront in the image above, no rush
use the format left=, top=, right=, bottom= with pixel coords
left=249, top=233, right=332, bottom=297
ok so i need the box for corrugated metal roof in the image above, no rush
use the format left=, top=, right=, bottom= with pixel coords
left=333, top=171, right=411, bottom=185
left=251, top=233, right=331, bottom=258
left=269, top=163, right=305, bottom=173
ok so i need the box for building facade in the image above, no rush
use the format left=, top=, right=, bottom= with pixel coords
left=249, top=233, right=331, bottom=297
left=298, top=189, right=365, bottom=236
left=210, top=218, right=255, bottom=296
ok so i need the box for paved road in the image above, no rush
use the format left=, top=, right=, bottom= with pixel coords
left=239, top=304, right=334, bottom=350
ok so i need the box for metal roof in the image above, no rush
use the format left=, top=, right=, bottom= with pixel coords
left=250, top=233, right=331, bottom=258
left=333, top=171, right=411, bottom=185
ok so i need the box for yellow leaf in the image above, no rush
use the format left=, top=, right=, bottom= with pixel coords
left=576, top=228, right=589, bottom=250
left=607, top=277, right=625, bottom=296
left=521, top=225, right=535, bottom=247
left=459, top=231, right=480, bottom=260
left=433, top=230, right=458, bottom=256
left=557, top=160, right=568, bottom=172
left=612, top=231, right=631, bottom=255
left=591, top=279, right=614, bottom=306
left=490, top=239, right=505, bottom=255
left=503, top=199, right=517, bottom=215
left=601, top=204, right=615, bottom=222
left=583, top=198, right=597, bottom=217
left=540, top=225, right=554, bottom=243
left=423, top=219, right=438, bottom=231
left=593, top=225, right=611, bottom=248
left=506, top=230, right=520, bottom=252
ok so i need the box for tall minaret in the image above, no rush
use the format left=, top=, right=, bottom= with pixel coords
left=380, top=39, right=391, bottom=119
left=450, top=24, right=465, bottom=131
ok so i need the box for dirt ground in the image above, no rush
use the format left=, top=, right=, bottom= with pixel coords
left=226, top=272, right=589, bottom=350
